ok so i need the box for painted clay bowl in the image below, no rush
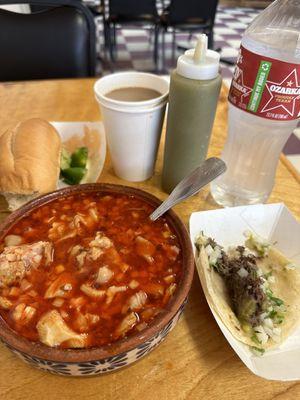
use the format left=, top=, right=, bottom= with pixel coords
left=0, top=184, right=194, bottom=376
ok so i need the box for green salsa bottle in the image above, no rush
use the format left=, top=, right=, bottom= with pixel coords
left=162, top=35, right=222, bottom=193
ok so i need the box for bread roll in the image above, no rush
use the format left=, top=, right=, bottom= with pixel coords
left=0, top=118, right=61, bottom=210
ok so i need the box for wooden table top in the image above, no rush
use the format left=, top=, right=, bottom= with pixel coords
left=0, top=78, right=299, bottom=400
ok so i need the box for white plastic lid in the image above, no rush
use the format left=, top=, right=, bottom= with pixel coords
left=177, top=34, right=220, bottom=80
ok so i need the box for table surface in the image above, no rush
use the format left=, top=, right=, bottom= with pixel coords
left=0, top=78, right=299, bottom=400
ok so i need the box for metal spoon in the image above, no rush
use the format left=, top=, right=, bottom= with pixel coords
left=149, top=157, right=226, bottom=221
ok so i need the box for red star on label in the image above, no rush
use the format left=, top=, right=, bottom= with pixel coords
left=232, top=67, right=252, bottom=99
left=261, top=69, right=300, bottom=117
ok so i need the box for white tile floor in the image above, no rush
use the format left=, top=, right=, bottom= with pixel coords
left=294, top=129, right=300, bottom=140
left=286, top=155, right=300, bottom=172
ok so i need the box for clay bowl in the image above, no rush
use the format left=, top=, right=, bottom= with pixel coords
left=0, top=184, right=194, bottom=376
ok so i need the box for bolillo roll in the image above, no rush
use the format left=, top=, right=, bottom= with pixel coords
left=0, top=118, right=61, bottom=210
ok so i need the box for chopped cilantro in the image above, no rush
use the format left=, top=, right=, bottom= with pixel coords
left=270, top=296, right=284, bottom=307
left=249, top=269, right=258, bottom=280
left=268, top=310, right=277, bottom=319
left=212, top=262, right=222, bottom=273
left=276, top=314, right=284, bottom=324
left=266, top=289, right=284, bottom=307
left=251, top=346, right=265, bottom=355
left=251, top=334, right=261, bottom=345
left=264, top=271, right=273, bottom=279
left=268, top=310, right=284, bottom=324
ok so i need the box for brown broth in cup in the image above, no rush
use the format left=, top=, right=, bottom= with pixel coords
left=105, top=87, right=161, bottom=102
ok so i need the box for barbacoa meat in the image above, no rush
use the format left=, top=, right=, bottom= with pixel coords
left=214, top=246, right=266, bottom=327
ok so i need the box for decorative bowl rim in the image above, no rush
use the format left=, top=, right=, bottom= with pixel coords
left=0, top=183, right=194, bottom=363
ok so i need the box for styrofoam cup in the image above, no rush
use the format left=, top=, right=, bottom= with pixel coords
left=94, top=72, right=169, bottom=182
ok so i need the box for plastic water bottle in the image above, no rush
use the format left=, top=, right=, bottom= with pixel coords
left=211, top=0, right=300, bottom=207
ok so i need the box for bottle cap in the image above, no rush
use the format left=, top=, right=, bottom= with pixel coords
left=177, top=34, right=220, bottom=80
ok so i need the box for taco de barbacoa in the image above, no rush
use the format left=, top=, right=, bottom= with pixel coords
left=195, top=231, right=300, bottom=354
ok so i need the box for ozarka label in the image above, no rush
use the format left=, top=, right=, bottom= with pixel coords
left=228, top=45, right=300, bottom=121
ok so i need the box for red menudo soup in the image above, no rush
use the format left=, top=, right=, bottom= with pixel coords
left=0, top=192, right=182, bottom=348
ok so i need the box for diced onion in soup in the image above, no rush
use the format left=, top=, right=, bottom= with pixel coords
left=129, top=280, right=139, bottom=289
left=55, top=264, right=65, bottom=274
left=12, top=304, right=26, bottom=321
left=12, top=303, right=36, bottom=325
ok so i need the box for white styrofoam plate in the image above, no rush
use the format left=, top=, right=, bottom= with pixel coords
left=189, top=203, right=300, bottom=381
left=51, top=121, right=106, bottom=187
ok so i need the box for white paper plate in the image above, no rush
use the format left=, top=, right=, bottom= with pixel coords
left=189, top=203, right=300, bottom=381
left=51, top=121, right=106, bottom=187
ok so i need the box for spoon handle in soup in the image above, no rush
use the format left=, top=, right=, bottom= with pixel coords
left=149, top=157, right=226, bottom=222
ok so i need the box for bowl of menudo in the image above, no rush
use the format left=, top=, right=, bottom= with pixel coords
left=0, top=183, right=194, bottom=376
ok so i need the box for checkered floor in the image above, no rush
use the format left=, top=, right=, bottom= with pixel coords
left=94, top=6, right=300, bottom=174
left=95, top=7, right=259, bottom=81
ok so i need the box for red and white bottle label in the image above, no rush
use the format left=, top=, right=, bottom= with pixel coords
left=228, top=45, right=300, bottom=121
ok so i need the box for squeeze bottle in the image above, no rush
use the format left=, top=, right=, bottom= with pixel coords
left=162, top=34, right=222, bottom=193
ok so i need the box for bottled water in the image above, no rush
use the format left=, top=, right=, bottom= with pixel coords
left=211, top=0, right=300, bottom=206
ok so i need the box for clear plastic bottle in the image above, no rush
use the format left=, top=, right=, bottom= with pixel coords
left=211, top=0, right=300, bottom=207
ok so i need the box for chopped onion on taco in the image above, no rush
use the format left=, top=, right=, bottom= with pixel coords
left=195, top=232, right=300, bottom=354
